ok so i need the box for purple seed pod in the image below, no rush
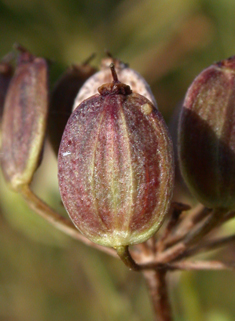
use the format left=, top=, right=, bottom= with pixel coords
left=178, top=56, right=235, bottom=210
left=168, top=100, right=195, bottom=203
left=1, top=47, right=49, bottom=191
left=58, top=64, right=174, bottom=247
left=73, top=55, right=157, bottom=111
left=0, top=57, right=13, bottom=147
left=49, top=56, right=97, bottom=154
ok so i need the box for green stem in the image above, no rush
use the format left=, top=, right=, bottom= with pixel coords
left=20, top=185, right=117, bottom=257
left=115, top=246, right=141, bottom=271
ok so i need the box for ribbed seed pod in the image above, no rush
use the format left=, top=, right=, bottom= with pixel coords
left=178, top=56, right=235, bottom=209
left=49, top=58, right=97, bottom=154
left=73, top=56, right=157, bottom=111
left=0, top=58, right=13, bottom=148
left=1, top=48, right=49, bottom=191
left=58, top=65, right=174, bottom=247
left=168, top=101, right=194, bottom=203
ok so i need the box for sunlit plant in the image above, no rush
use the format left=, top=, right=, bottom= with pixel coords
left=1, top=45, right=235, bottom=321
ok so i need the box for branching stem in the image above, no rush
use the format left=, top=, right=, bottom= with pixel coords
left=17, top=188, right=235, bottom=320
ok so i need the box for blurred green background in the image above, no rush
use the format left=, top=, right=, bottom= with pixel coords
left=1, top=0, right=235, bottom=320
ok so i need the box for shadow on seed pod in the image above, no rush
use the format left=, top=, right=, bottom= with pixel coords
left=58, top=64, right=174, bottom=248
left=48, top=54, right=97, bottom=155
left=0, top=54, right=14, bottom=148
left=168, top=100, right=196, bottom=205
left=73, top=53, right=157, bottom=111
left=178, top=56, right=235, bottom=210
left=1, top=45, right=49, bottom=191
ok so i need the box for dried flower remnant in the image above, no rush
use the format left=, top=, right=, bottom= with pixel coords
left=58, top=64, right=174, bottom=248
left=73, top=54, right=157, bottom=110
left=1, top=46, right=49, bottom=191
left=178, top=56, right=235, bottom=210
left=49, top=55, right=97, bottom=154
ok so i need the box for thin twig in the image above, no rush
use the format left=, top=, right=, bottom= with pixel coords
left=138, top=259, right=235, bottom=271
left=157, top=202, right=191, bottom=252
left=183, top=234, right=235, bottom=258
left=163, top=205, right=211, bottom=248
left=20, top=185, right=117, bottom=258
left=168, top=260, right=235, bottom=271
left=156, top=208, right=228, bottom=263
left=155, top=242, right=187, bottom=265
left=183, top=208, right=227, bottom=246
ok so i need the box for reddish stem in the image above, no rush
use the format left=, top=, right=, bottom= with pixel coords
left=143, top=269, right=172, bottom=321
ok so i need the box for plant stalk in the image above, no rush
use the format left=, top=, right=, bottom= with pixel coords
left=20, top=185, right=117, bottom=257
left=115, top=246, right=141, bottom=271
left=143, top=269, right=172, bottom=321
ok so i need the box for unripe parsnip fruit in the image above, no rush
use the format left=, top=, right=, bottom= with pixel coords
left=1, top=46, right=49, bottom=191
left=58, top=64, right=174, bottom=247
left=0, top=56, right=13, bottom=149
left=178, top=56, right=235, bottom=210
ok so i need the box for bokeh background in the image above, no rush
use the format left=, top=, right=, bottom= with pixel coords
left=1, top=0, right=235, bottom=320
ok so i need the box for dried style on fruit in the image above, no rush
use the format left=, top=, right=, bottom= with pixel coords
left=178, top=56, right=235, bottom=210
left=49, top=57, right=97, bottom=154
left=1, top=47, right=49, bottom=191
left=58, top=64, right=174, bottom=247
left=73, top=55, right=157, bottom=111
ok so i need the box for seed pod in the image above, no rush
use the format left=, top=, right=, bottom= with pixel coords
left=1, top=47, right=49, bottom=191
left=73, top=55, right=157, bottom=111
left=58, top=64, right=174, bottom=247
left=0, top=57, right=13, bottom=148
left=49, top=55, right=97, bottom=154
left=168, top=101, right=194, bottom=203
left=178, top=56, right=235, bottom=210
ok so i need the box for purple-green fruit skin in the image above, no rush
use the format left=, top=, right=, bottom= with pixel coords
left=179, top=56, right=235, bottom=210
left=58, top=82, right=174, bottom=247
left=1, top=51, right=49, bottom=190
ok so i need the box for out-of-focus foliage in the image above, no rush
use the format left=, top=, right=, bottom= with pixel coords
left=1, top=0, right=235, bottom=320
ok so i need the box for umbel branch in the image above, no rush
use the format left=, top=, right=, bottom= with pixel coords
left=2, top=47, right=235, bottom=321
left=19, top=184, right=235, bottom=321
